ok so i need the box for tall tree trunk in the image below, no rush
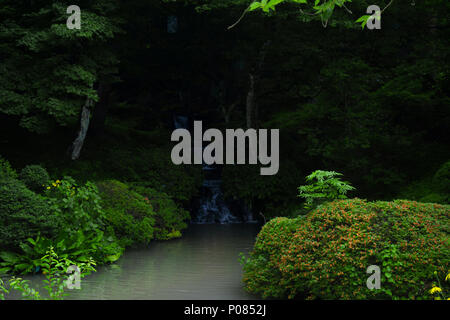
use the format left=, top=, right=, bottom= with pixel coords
left=246, top=73, right=255, bottom=128
left=221, top=99, right=239, bottom=124
left=90, top=82, right=110, bottom=137
left=245, top=40, right=271, bottom=129
left=70, top=97, right=93, bottom=160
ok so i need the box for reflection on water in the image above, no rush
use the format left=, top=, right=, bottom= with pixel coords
left=8, top=224, right=261, bottom=300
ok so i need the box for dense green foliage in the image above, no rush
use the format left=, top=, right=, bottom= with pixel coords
left=0, top=247, right=96, bottom=300
left=47, top=129, right=203, bottom=203
left=96, top=180, right=157, bottom=246
left=131, top=185, right=189, bottom=240
left=97, top=180, right=190, bottom=245
left=0, top=0, right=122, bottom=133
left=0, top=156, right=17, bottom=180
left=1, top=0, right=448, bottom=214
left=298, top=170, right=355, bottom=209
left=399, top=160, right=450, bottom=205
left=124, top=147, right=203, bottom=202
left=0, top=163, right=189, bottom=277
left=45, top=177, right=104, bottom=236
left=433, top=161, right=450, bottom=195
left=19, top=165, right=50, bottom=193
left=241, top=198, right=450, bottom=299
left=0, top=178, right=59, bottom=251
left=0, top=232, right=102, bottom=275
left=0, top=174, right=124, bottom=274
left=0, top=0, right=449, bottom=301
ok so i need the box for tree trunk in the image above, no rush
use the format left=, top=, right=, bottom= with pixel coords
left=246, top=73, right=255, bottom=128
left=90, top=82, right=110, bottom=137
left=245, top=40, right=271, bottom=129
left=221, top=99, right=238, bottom=124
left=70, top=97, right=93, bottom=160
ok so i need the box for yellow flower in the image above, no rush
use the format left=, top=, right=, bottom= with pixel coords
left=429, top=286, right=442, bottom=294
left=446, top=273, right=450, bottom=282
left=46, top=186, right=51, bottom=190
left=52, top=183, right=56, bottom=187
left=56, top=180, right=61, bottom=183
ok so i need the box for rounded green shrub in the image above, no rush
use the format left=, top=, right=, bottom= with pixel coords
left=0, top=157, right=17, bottom=180
left=0, top=179, right=60, bottom=251
left=242, top=198, right=450, bottom=300
left=132, top=186, right=189, bottom=240
left=419, top=192, right=448, bottom=204
left=240, top=217, right=303, bottom=298
left=433, top=161, right=450, bottom=194
left=96, top=180, right=156, bottom=247
left=19, top=165, right=50, bottom=192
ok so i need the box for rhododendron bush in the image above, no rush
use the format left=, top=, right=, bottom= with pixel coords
left=241, top=199, right=450, bottom=299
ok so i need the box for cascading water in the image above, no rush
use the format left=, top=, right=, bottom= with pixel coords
left=194, top=166, right=240, bottom=224
left=173, top=115, right=256, bottom=224
left=173, top=114, right=189, bottom=130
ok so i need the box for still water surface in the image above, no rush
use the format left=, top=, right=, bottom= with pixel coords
left=10, top=224, right=261, bottom=300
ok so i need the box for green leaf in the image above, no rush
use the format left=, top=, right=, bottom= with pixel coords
left=355, top=15, right=370, bottom=29
left=0, top=252, right=19, bottom=264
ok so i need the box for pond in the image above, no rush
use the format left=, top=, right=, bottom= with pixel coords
left=7, top=224, right=261, bottom=300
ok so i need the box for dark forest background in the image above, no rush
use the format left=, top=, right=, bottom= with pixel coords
left=1, top=0, right=449, bottom=218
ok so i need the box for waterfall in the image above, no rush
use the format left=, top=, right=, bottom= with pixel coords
left=194, top=168, right=240, bottom=224
left=173, top=115, right=189, bottom=130
left=173, top=114, right=256, bottom=224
